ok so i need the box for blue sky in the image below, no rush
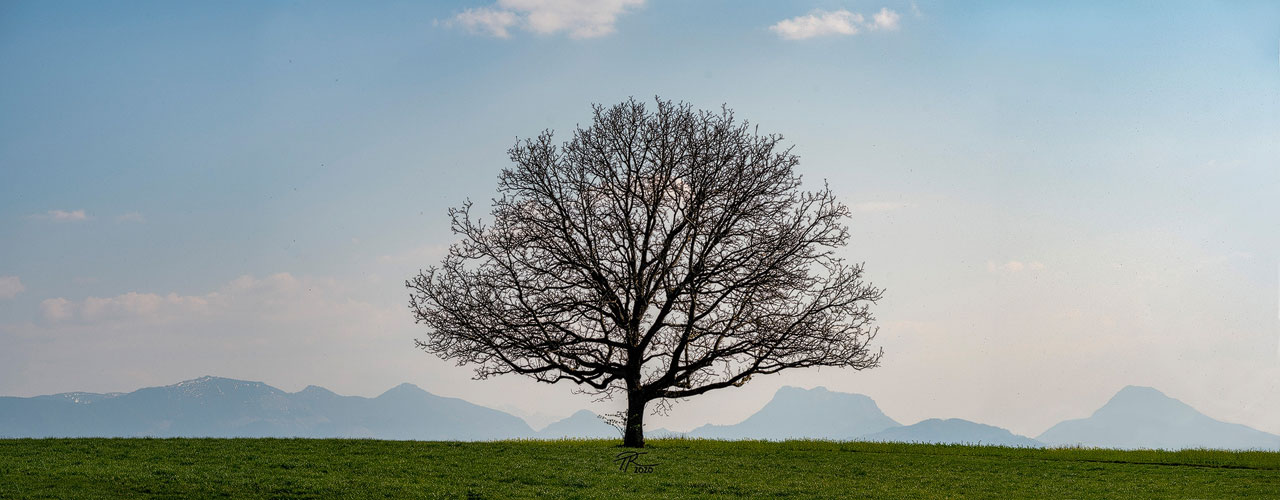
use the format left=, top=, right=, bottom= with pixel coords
left=1, top=0, right=1277, bottom=436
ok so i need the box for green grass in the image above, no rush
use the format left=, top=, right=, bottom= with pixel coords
left=1, top=438, right=1277, bottom=499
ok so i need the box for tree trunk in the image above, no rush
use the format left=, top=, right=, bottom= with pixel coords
left=622, top=391, right=646, bottom=448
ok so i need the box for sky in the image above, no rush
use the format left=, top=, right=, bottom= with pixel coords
left=1, top=0, right=1277, bottom=438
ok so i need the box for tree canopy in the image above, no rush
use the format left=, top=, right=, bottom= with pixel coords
left=409, top=98, right=884, bottom=447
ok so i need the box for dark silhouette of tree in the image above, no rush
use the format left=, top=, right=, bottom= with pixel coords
left=408, top=98, right=883, bottom=447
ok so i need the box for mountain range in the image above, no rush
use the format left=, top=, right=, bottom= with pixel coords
left=1036, top=385, right=1280, bottom=450
left=686, top=386, right=900, bottom=440
left=863, top=418, right=1043, bottom=448
left=2, top=377, right=1276, bottom=451
left=0, top=376, right=532, bottom=440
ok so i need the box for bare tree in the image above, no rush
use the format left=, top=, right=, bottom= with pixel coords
left=408, top=98, right=883, bottom=447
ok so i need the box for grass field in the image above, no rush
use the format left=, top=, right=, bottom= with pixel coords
left=2, top=438, right=1278, bottom=499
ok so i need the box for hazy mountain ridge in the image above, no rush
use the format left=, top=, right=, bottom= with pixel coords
left=1036, top=385, right=1280, bottom=451
left=3, top=379, right=1277, bottom=450
left=0, top=376, right=533, bottom=440
left=687, top=386, right=901, bottom=440
left=862, top=418, right=1043, bottom=447
left=535, top=409, right=618, bottom=439
left=36, top=392, right=125, bottom=405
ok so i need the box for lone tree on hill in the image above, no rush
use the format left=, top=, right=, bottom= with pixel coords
left=408, top=98, right=884, bottom=447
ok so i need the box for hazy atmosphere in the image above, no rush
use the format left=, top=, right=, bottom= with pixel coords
left=1, top=0, right=1277, bottom=440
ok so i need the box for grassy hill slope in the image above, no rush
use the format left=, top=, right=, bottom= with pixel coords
left=2, top=438, right=1277, bottom=499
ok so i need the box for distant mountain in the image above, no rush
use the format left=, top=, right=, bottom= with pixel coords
left=1036, top=386, right=1280, bottom=451
left=863, top=418, right=1043, bottom=447
left=0, top=376, right=533, bottom=440
left=497, top=404, right=566, bottom=431
left=688, top=386, right=900, bottom=440
left=36, top=392, right=124, bottom=405
left=536, top=409, right=618, bottom=439
left=648, top=427, right=687, bottom=438
left=6, top=379, right=1277, bottom=450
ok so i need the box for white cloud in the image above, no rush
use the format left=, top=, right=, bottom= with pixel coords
left=770, top=8, right=902, bottom=40
left=42, top=292, right=209, bottom=323
left=31, top=209, right=89, bottom=222
left=37, top=273, right=375, bottom=325
left=853, top=201, right=911, bottom=213
left=453, top=7, right=519, bottom=38
left=84, top=292, right=211, bottom=322
left=40, top=298, right=73, bottom=322
left=49, top=209, right=88, bottom=221
left=770, top=10, right=862, bottom=40
left=509, top=0, right=644, bottom=38
left=871, top=7, right=901, bottom=31
left=115, top=212, right=145, bottom=223
left=0, top=276, right=25, bottom=299
left=449, top=0, right=644, bottom=39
